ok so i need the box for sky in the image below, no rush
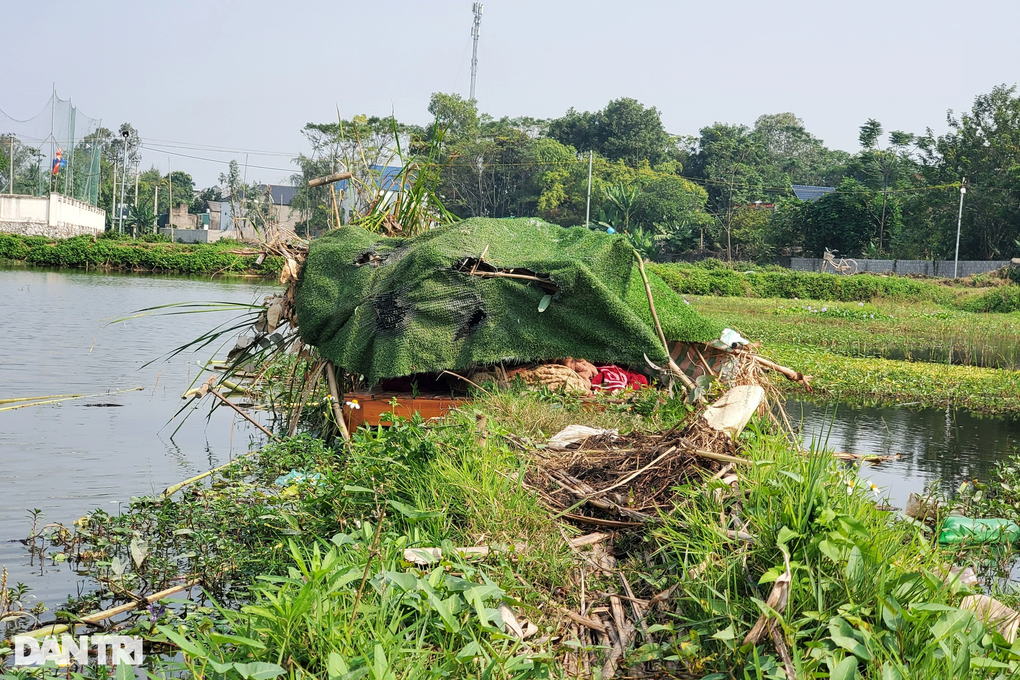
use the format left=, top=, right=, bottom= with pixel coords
left=3, top=0, right=1019, bottom=188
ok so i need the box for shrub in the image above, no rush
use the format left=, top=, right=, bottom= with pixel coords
left=961, top=285, right=1020, bottom=313
left=651, top=263, right=956, bottom=305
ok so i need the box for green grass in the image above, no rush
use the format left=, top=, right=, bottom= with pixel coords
left=763, top=343, right=1020, bottom=416
left=653, top=426, right=1016, bottom=678
left=692, top=296, right=1020, bottom=371
left=682, top=295, right=1020, bottom=415
left=0, top=233, right=283, bottom=276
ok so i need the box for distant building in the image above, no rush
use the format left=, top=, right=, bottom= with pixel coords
left=791, top=185, right=836, bottom=202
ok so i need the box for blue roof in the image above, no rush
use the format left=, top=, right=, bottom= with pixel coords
left=792, top=184, right=836, bottom=202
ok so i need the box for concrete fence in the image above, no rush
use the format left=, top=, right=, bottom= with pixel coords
left=790, top=257, right=1013, bottom=278
left=0, top=193, right=106, bottom=238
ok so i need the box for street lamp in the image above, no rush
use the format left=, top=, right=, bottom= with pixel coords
left=118, top=129, right=129, bottom=234
left=953, top=178, right=966, bottom=279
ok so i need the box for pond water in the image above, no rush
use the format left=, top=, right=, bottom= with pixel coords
left=0, top=266, right=277, bottom=606
left=790, top=399, right=1020, bottom=509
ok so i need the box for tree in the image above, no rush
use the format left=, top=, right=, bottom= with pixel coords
left=548, top=98, right=671, bottom=167
left=427, top=92, right=479, bottom=141
left=751, top=112, right=848, bottom=186
left=687, top=123, right=773, bottom=260
left=600, top=183, right=640, bottom=232
left=914, top=85, right=1020, bottom=259
left=193, top=186, right=222, bottom=213
left=791, top=178, right=896, bottom=257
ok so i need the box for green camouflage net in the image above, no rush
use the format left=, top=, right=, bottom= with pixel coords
left=295, top=218, right=724, bottom=384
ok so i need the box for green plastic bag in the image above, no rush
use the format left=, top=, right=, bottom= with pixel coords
left=938, top=515, right=1020, bottom=545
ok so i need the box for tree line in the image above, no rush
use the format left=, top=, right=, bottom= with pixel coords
left=6, top=85, right=1019, bottom=261
left=292, top=85, right=1020, bottom=262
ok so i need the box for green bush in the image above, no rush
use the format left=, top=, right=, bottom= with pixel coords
left=961, top=285, right=1020, bottom=313
left=138, top=232, right=171, bottom=243
left=651, top=263, right=955, bottom=305
left=1, top=233, right=280, bottom=277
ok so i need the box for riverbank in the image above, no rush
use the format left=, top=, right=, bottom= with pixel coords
left=652, top=260, right=1020, bottom=311
left=4, top=386, right=1015, bottom=677
left=0, top=233, right=282, bottom=277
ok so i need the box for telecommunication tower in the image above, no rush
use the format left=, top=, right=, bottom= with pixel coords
left=470, top=3, right=483, bottom=101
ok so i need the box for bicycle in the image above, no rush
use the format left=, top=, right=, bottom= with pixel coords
left=820, top=248, right=858, bottom=275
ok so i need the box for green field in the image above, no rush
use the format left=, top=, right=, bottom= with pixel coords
left=687, top=290, right=1020, bottom=415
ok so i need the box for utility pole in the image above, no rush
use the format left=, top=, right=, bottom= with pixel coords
left=153, top=184, right=158, bottom=235
left=118, top=130, right=128, bottom=233
left=111, top=161, right=117, bottom=226
left=469, top=3, right=483, bottom=101
left=9, top=137, right=13, bottom=194
left=169, top=158, right=174, bottom=242
left=585, top=150, right=593, bottom=228
left=953, top=178, right=967, bottom=279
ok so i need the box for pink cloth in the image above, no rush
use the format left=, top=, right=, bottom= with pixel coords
left=591, top=365, right=648, bottom=393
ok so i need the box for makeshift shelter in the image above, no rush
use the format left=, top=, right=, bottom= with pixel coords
left=295, top=217, right=724, bottom=385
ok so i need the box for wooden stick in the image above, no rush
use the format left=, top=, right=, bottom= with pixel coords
left=325, top=362, right=351, bottom=442
left=24, top=579, right=200, bottom=638
left=569, top=532, right=609, bottom=548
left=208, top=386, right=274, bottom=438
left=308, top=171, right=353, bottom=188
left=0, top=387, right=143, bottom=412
left=560, top=607, right=607, bottom=633
left=162, top=460, right=236, bottom=497
left=693, top=449, right=750, bottom=466
left=0, top=393, right=84, bottom=405
left=632, top=250, right=696, bottom=391
left=595, top=446, right=677, bottom=496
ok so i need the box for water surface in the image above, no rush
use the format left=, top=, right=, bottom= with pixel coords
left=791, top=399, right=1020, bottom=509
left=0, top=266, right=276, bottom=605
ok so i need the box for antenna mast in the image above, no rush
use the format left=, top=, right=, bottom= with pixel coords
left=470, top=3, right=483, bottom=101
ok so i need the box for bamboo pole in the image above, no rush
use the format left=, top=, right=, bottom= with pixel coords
left=632, top=250, right=696, bottom=391
left=0, top=387, right=143, bottom=412
left=308, top=171, right=353, bottom=188
left=325, top=362, right=351, bottom=442
left=209, top=387, right=273, bottom=438
left=0, top=393, right=85, bottom=405
left=24, top=579, right=200, bottom=638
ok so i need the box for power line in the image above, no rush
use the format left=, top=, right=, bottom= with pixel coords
left=138, top=145, right=298, bottom=174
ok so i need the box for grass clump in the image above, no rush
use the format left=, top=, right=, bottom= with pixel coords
left=652, top=426, right=1013, bottom=677
left=961, top=285, right=1020, bottom=313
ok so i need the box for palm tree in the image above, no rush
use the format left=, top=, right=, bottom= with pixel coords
left=127, top=203, right=157, bottom=235
left=602, top=183, right=640, bottom=231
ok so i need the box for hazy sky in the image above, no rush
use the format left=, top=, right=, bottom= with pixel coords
left=3, top=0, right=1018, bottom=187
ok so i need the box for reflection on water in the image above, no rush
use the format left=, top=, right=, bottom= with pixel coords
left=0, top=266, right=277, bottom=605
left=790, top=399, right=1020, bottom=509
